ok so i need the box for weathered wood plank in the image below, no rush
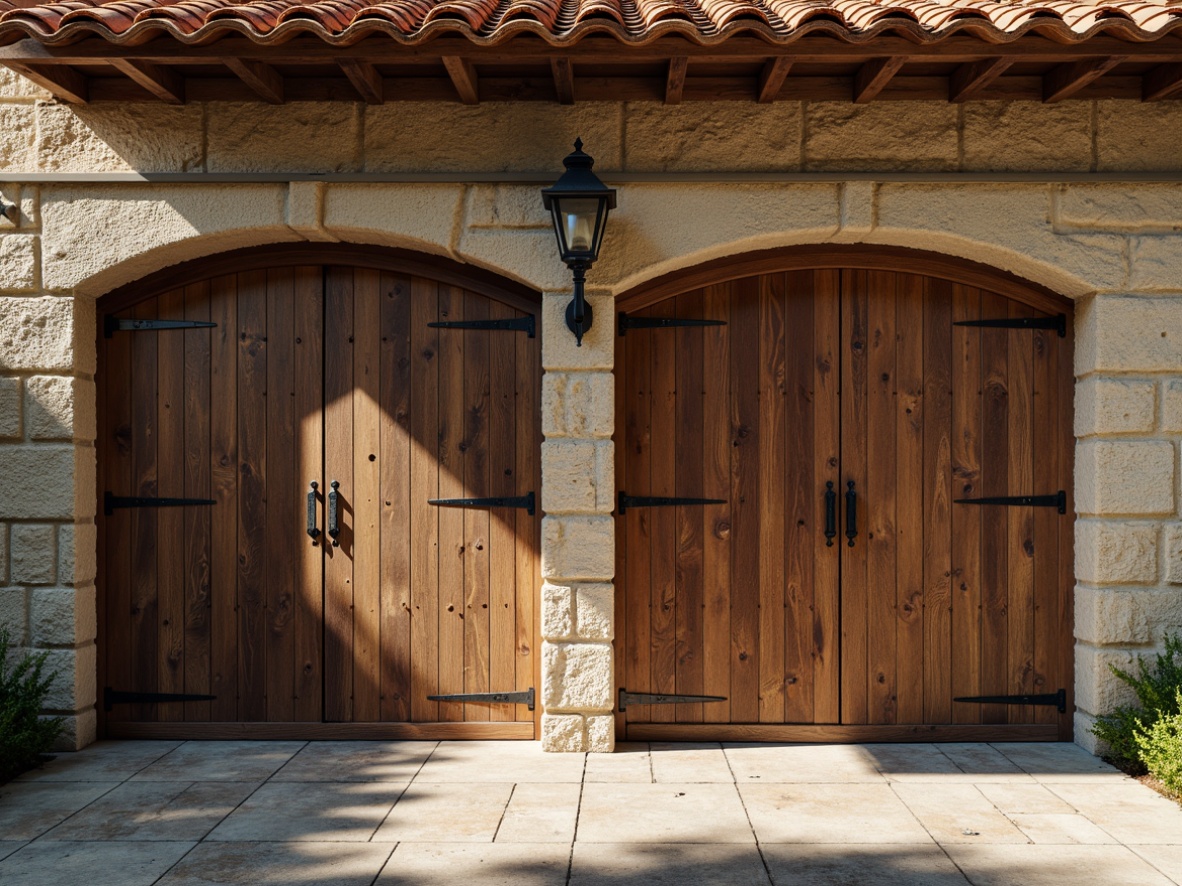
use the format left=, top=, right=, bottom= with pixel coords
left=949, top=58, right=1012, bottom=102
left=109, top=58, right=184, bottom=103
left=443, top=56, right=479, bottom=104
left=853, top=57, right=905, bottom=103
left=1043, top=56, right=1125, bottom=102
left=665, top=57, right=688, bottom=104
left=222, top=58, right=284, bottom=103
left=648, top=297, right=678, bottom=724
left=757, top=57, right=792, bottom=103
left=551, top=57, right=575, bottom=104
left=339, top=59, right=384, bottom=104
left=488, top=298, right=518, bottom=722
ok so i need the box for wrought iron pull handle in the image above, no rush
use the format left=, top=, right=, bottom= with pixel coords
left=845, top=480, right=857, bottom=547
left=824, top=481, right=837, bottom=547
left=306, top=482, right=321, bottom=543
left=328, top=480, right=340, bottom=547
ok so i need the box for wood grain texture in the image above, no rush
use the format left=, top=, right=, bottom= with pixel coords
left=627, top=723, right=1060, bottom=742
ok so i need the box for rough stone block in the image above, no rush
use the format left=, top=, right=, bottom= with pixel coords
left=542, top=515, right=615, bottom=581
left=542, top=641, right=613, bottom=711
left=541, top=292, right=616, bottom=372
left=53, top=707, right=98, bottom=751
left=0, top=586, right=26, bottom=644
left=586, top=714, right=615, bottom=753
left=1129, top=237, right=1182, bottom=291
left=576, top=584, right=614, bottom=641
left=1074, top=586, right=1182, bottom=645
left=1057, top=184, right=1182, bottom=233
left=0, top=521, right=7, bottom=583
left=837, top=181, right=876, bottom=236
left=1075, top=711, right=1101, bottom=755
left=0, top=297, right=80, bottom=371
left=1162, top=524, right=1182, bottom=586
left=0, top=67, right=50, bottom=99
left=541, top=712, right=586, bottom=752
left=37, top=104, right=203, bottom=173
left=542, top=439, right=614, bottom=515
left=25, top=376, right=84, bottom=440
left=1161, top=382, right=1182, bottom=434
left=1075, top=521, right=1158, bottom=584
left=624, top=102, right=802, bottom=172
left=10, top=523, right=56, bottom=585
left=31, top=586, right=95, bottom=646
left=963, top=102, right=1092, bottom=172
left=0, top=234, right=36, bottom=291
left=286, top=181, right=335, bottom=242
left=0, top=105, right=36, bottom=172
left=456, top=227, right=570, bottom=292
left=805, top=102, right=957, bottom=171
left=0, top=183, right=21, bottom=230
left=543, top=372, right=615, bottom=439
left=208, top=103, right=359, bottom=172
left=0, top=376, right=20, bottom=438
left=322, top=184, right=462, bottom=254
left=40, top=643, right=96, bottom=711
left=0, top=447, right=83, bottom=520
left=1074, top=377, right=1156, bottom=437
left=542, top=582, right=574, bottom=640
left=465, top=185, right=550, bottom=229
left=58, top=522, right=97, bottom=587
left=1075, top=440, right=1174, bottom=516
left=1097, top=101, right=1182, bottom=172
left=1075, top=644, right=1140, bottom=714
left=1076, top=296, right=1182, bottom=374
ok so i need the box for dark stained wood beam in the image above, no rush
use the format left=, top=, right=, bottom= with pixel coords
left=757, top=57, right=792, bottom=103
left=5, top=62, right=87, bottom=103
left=853, top=57, right=905, bottom=103
left=222, top=58, right=284, bottom=103
left=551, top=57, right=575, bottom=104
left=108, top=58, right=184, bottom=104
left=949, top=58, right=1012, bottom=102
left=665, top=56, right=688, bottom=104
left=338, top=59, right=383, bottom=104
left=1043, top=56, right=1126, bottom=102
left=442, top=56, right=479, bottom=104
left=1144, top=63, right=1182, bottom=101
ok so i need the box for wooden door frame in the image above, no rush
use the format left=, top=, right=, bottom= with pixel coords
left=615, top=245, right=1075, bottom=743
left=95, top=243, right=544, bottom=740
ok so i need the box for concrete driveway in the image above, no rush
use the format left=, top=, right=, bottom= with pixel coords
left=1, top=740, right=1180, bottom=885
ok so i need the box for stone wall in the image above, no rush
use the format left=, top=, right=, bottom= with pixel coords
left=3, top=64, right=1182, bottom=751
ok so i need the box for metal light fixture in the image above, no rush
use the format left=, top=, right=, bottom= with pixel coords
left=541, top=139, right=616, bottom=346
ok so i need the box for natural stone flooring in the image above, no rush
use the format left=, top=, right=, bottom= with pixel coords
left=1, top=740, right=1181, bottom=885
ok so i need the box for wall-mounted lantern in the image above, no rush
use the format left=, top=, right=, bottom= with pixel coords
left=541, top=139, right=616, bottom=346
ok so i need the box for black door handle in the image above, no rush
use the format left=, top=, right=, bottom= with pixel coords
left=824, top=481, right=837, bottom=547
left=328, top=480, right=341, bottom=547
left=306, top=481, right=321, bottom=543
left=845, top=480, right=857, bottom=547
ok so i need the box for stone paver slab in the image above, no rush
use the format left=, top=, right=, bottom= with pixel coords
left=571, top=843, right=770, bottom=885
left=373, top=782, right=514, bottom=842
left=44, top=780, right=257, bottom=842
left=380, top=843, right=570, bottom=885
left=157, top=841, right=394, bottom=885
left=0, top=780, right=118, bottom=840
left=583, top=743, right=652, bottom=783
left=993, top=743, right=1128, bottom=783
left=938, top=744, right=1031, bottom=781
left=0, top=842, right=26, bottom=861
left=649, top=742, right=734, bottom=783
left=1131, top=845, right=1182, bottom=884
left=495, top=783, right=581, bottom=843
left=132, top=741, right=305, bottom=782
left=762, top=843, right=972, bottom=885
left=414, top=741, right=585, bottom=783
left=724, top=743, right=885, bottom=784
left=1046, top=782, right=1182, bottom=845
left=0, top=840, right=194, bottom=886
left=741, top=783, right=932, bottom=844
left=271, top=741, right=436, bottom=782
left=862, top=744, right=965, bottom=782
left=975, top=783, right=1075, bottom=815
left=16, top=740, right=182, bottom=782
left=892, top=783, right=1028, bottom=844
left=1009, top=814, right=1117, bottom=845
left=208, top=782, right=402, bottom=842
left=577, top=783, right=754, bottom=843
left=943, top=843, right=1175, bottom=886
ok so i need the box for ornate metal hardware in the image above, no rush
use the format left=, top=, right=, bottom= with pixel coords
left=955, top=491, right=1067, bottom=515
left=429, top=315, right=536, bottom=338
left=824, top=481, right=837, bottom=547
left=618, top=312, right=727, bottom=335
left=104, top=317, right=217, bottom=338
left=429, top=492, right=536, bottom=515
left=618, top=688, right=728, bottom=712
left=306, top=481, right=321, bottom=543
left=327, top=480, right=341, bottom=547
left=954, top=688, right=1067, bottom=713
left=104, top=492, right=215, bottom=516
left=617, top=492, right=726, bottom=516
left=845, top=480, right=858, bottom=547
left=953, top=314, right=1066, bottom=338
left=104, top=687, right=216, bottom=712
left=428, top=688, right=535, bottom=710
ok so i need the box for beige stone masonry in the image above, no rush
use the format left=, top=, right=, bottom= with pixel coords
left=1075, top=377, right=1156, bottom=437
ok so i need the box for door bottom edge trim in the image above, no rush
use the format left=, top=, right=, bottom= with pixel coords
left=625, top=724, right=1064, bottom=743
left=106, top=721, right=537, bottom=740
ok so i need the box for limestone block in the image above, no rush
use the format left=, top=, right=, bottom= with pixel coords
left=0, top=105, right=36, bottom=172
left=1075, top=520, right=1157, bottom=584
left=0, top=376, right=20, bottom=438
left=1164, top=524, right=1182, bottom=584
left=542, top=515, right=615, bottom=581
left=31, top=586, right=95, bottom=646
left=962, top=102, right=1092, bottom=172
left=455, top=227, right=570, bottom=292
left=286, top=181, right=336, bottom=242
left=837, top=181, right=876, bottom=236
left=25, top=376, right=85, bottom=441
left=10, top=523, right=56, bottom=585
left=0, top=67, right=50, bottom=99
left=0, top=587, right=26, bottom=644
left=1162, top=382, right=1182, bottom=434
left=624, top=102, right=802, bottom=172
left=322, top=184, right=461, bottom=254
left=1074, top=644, right=1139, bottom=714
left=0, top=521, right=7, bottom=582
left=37, top=104, right=203, bottom=173
left=575, top=583, right=614, bottom=641
left=586, top=713, right=615, bottom=753
left=0, top=446, right=83, bottom=520
left=1075, top=586, right=1182, bottom=645
left=1075, top=440, right=1174, bottom=516
left=542, top=641, right=613, bottom=711
left=542, top=439, right=614, bottom=514
left=804, top=102, right=957, bottom=171
left=1076, top=296, right=1182, bottom=375
left=541, top=292, right=616, bottom=372
left=542, top=372, right=614, bottom=439
left=40, top=643, right=96, bottom=711
left=1074, top=377, right=1156, bottom=437
left=465, top=185, right=550, bottom=229
left=0, top=183, right=21, bottom=230
left=1097, top=101, right=1182, bottom=172
left=1057, top=185, right=1182, bottom=233
left=0, top=234, right=37, bottom=291
left=58, top=522, right=97, bottom=587
left=542, top=582, right=574, bottom=640
left=208, top=103, right=359, bottom=172
left=54, top=707, right=98, bottom=751
left=1074, top=711, right=1101, bottom=755
left=1129, top=237, right=1182, bottom=292
left=365, top=103, right=622, bottom=173
left=541, top=712, right=586, bottom=752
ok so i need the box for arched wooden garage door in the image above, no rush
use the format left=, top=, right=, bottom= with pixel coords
left=97, top=247, right=541, bottom=739
left=615, top=249, right=1074, bottom=742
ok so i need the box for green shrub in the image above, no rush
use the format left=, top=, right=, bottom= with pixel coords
left=1136, top=689, right=1182, bottom=797
left=1091, top=634, right=1182, bottom=773
left=0, top=628, right=64, bottom=783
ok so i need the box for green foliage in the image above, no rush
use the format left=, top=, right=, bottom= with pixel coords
left=0, top=628, right=64, bottom=783
left=1136, top=690, right=1182, bottom=797
left=1091, top=634, right=1182, bottom=773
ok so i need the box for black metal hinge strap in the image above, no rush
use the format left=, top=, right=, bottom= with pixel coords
left=618, top=312, right=727, bottom=335
left=618, top=688, right=728, bottom=712
left=429, top=492, right=536, bottom=516
left=104, top=687, right=216, bottom=712
left=104, top=317, right=217, bottom=338
left=617, top=493, right=726, bottom=515
left=954, top=314, right=1067, bottom=338
left=429, top=315, right=536, bottom=338
left=955, top=491, right=1067, bottom=515
left=428, top=688, right=535, bottom=711
left=954, top=688, right=1067, bottom=713
left=104, top=492, right=216, bottom=516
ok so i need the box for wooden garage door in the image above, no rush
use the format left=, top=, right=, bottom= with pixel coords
left=97, top=256, right=541, bottom=739
left=617, top=262, right=1074, bottom=742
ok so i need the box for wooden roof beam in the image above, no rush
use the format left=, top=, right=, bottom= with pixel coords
left=853, top=56, right=905, bottom=103
left=758, top=57, right=792, bottom=103
left=108, top=58, right=184, bottom=104
left=1043, top=56, right=1126, bottom=102
left=1144, top=63, right=1182, bottom=101
left=949, top=58, right=1012, bottom=102
left=665, top=57, right=688, bottom=104
left=5, top=61, right=87, bottom=103
left=443, top=56, right=479, bottom=104
left=551, top=57, right=575, bottom=104
left=339, top=59, right=383, bottom=104
left=223, top=58, right=284, bottom=103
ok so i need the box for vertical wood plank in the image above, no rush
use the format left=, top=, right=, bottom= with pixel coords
left=462, top=292, right=491, bottom=720
left=1057, top=312, right=1076, bottom=741
left=130, top=297, right=159, bottom=722
left=622, top=310, right=652, bottom=729
left=488, top=299, right=517, bottom=722
left=1032, top=309, right=1059, bottom=728
left=515, top=307, right=542, bottom=733
left=648, top=297, right=677, bottom=723
left=1006, top=299, right=1036, bottom=723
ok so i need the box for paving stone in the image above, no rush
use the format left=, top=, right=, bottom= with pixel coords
left=373, top=782, right=514, bottom=842
left=132, top=741, right=305, bottom=782
left=740, top=783, right=932, bottom=844
left=577, top=783, right=754, bottom=843
left=414, top=740, right=585, bottom=783
left=762, top=843, right=971, bottom=885
left=380, top=843, right=570, bottom=885
left=157, top=841, right=394, bottom=886
left=583, top=742, right=652, bottom=783
left=0, top=842, right=25, bottom=861
left=1009, top=814, right=1117, bottom=845
left=649, top=742, right=734, bottom=783
left=207, top=782, right=402, bottom=842
left=1045, top=782, right=1182, bottom=844
left=891, top=783, right=1028, bottom=844
left=724, top=743, right=885, bottom=784
left=942, top=844, right=1174, bottom=886
left=0, top=780, right=118, bottom=840
left=16, top=740, right=182, bottom=781
left=992, top=743, right=1128, bottom=783
left=0, top=840, right=193, bottom=886
left=44, top=781, right=257, bottom=841
left=495, top=783, right=581, bottom=843
left=570, top=843, right=771, bottom=885
left=861, top=744, right=965, bottom=782
left=270, top=741, right=435, bottom=782
left=1130, top=845, right=1182, bottom=883
left=975, top=783, right=1075, bottom=815
left=938, top=744, right=1033, bottom=782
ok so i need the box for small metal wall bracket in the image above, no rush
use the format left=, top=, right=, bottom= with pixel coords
left=104, top=492, right=216, bottom=516
left=618, top=312, right=727, bottom=335
left=104, top=317, right=218, bottom=338
left=103, top=687, right=217, bottom=712
left=954, top=491, right=1067, bottom=515
left=429, top=315, right=536, bottom=338
left=429, top=492, right=536, bottom=515
left=618, top=688, right=728, bottom=712
left=954, top=688, right=1067, bottom=713
left=0, top=197, right=17, bottom=224
left=617, top=492, right=726, bottom=516
left=954, top=314, right=1067, bottom=338
left=428, top=688, right=535, bottom=710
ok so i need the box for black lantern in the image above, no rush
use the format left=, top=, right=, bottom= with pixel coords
left=541, top=139, right=617, bottom=346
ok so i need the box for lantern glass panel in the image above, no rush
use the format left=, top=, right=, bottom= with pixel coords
left=556, top=197, right=603, bottom=258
